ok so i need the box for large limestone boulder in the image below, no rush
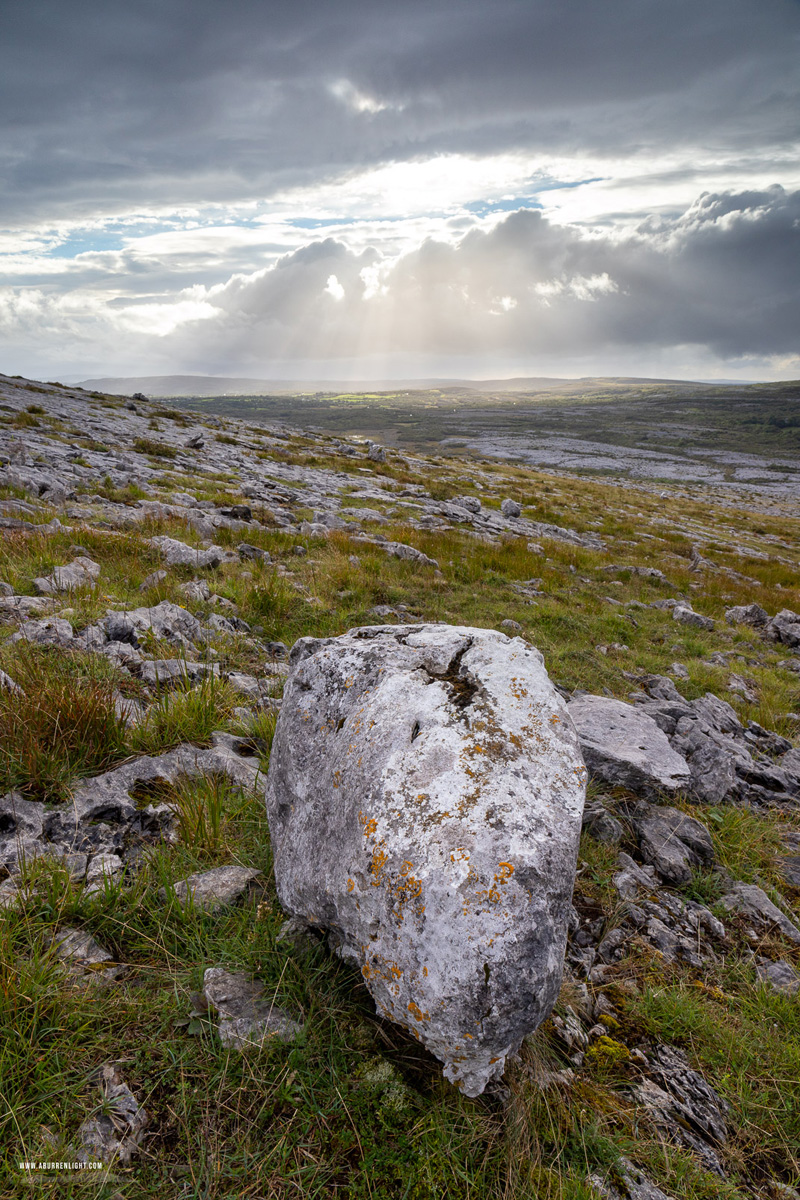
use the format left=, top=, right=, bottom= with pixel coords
left=568, top=695, right=691, bottom=797
left=265, top=623, right=587, bottom=1097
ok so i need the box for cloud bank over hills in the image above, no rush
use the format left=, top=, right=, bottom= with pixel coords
left=1, top=0, right=798, bottom=381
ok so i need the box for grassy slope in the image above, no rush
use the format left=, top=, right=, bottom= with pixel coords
left=173, top=379, right=800, bottom=459
left=0, top=393, right=799, bottom=1198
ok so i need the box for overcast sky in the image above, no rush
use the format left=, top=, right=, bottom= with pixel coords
left=1, top=0, right=799, bottom=382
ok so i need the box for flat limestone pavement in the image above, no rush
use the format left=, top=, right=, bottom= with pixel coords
left=265, top=623, right=587, bottom=1096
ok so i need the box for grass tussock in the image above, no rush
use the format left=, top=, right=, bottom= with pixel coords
left=0, top=647, right=129, bottom=801
left=129, top=676, right=241, bottom=756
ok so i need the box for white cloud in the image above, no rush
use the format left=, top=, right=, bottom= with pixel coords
left=324, top=274, right=346, bottom=301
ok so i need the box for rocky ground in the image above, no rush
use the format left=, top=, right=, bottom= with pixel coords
left=1, top=371, right=799, bottom=1199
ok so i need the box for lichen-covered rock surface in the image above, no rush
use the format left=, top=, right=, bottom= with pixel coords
left=265, top=622, right=587, bottom=1096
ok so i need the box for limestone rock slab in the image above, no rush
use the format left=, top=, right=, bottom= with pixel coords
left=568, top=695, right=691, bottom=797
left=266, top=623, right=587, bottom=1096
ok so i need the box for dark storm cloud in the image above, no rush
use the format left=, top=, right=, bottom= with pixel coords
left=2, top=0, right=798, bottom=224
left=159, top=186, right=800, bottom=367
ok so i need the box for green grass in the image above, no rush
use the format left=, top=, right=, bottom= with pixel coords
left=0, top=646, right=130, bottom=801
left=1, top=379, right=800, bottom=1196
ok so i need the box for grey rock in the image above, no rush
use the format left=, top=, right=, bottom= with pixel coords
left=85, top=853, right=124, bottom=893
left=53, top=928, right=122, bottom=982
left=0, top=668, right=23, bottom=695
left=500, top=619, right=523, bottom=632
left=720, top=883, right=800, bottom=943
left=149, top=535, right=224, bottom=569
left=725, top=603, right=769, bottom=628
left=77, top=1064, right=147, bottom=1164
left=612, top=853, right=659, bottom=899
left=728, top=673, right=758, bottom=703
left=179, top=578, right=211, bottom=602
left=634, top=805, right=714, bottom=886
left=634, top=1044, right=728, bottom=1175
left=687, top=741, right=738, bottom=804
left=119, top=599, right=206, bottom=648
left=266, top=623, right=587, bottom=1096
left=501, top=498, right=521, bottom=517
left=226, top=672, right=262, bottom=701
left=756, top=958, right=800, bottom=995
left=12, top=616, right=74, bottom=647
left=33, top=556, right=100, bottom=595
left=766, top=609, right=800, bottom=648
left=206, top=612, right=240, bottom=635
left=673, top=604, right=715, bottom=631
left=455, top=495, right=481, bottom=513
left=139, top=569, right=168, bottom=591
left=0, top=792, right=45, bottom=871
left=779, top=855, right=800, bottom=888
left=237, top=542, right=270, bottom=562
left=38, top=734, right=264, bottom=869
left=103, top=612, right=139, bottom=645
left=551, top=1005, right=589, bottom=1053
left=202, top=967, right=303, bottom=1049
left=590, top=1156, right=675, bottom=1200
left=568, top=695, right=691, bottom=798
left=166, top=865, right=262, bottom=911
left=0, top=878, right=23, bottom=908
left=219, top=504, right=251, bottom=521
left=583, top=804, right=624, bottom=845
left=113, top=694, right=146, bottom=725
left=0, top=594, right=57, bottom=616
left=384, top=541, right=439, bottom=568
left=366, top=441, right=386, bottom=463
left=139, top=658, right=219, bottom=686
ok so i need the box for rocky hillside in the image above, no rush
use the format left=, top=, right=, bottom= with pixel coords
left=1, top=371, right=799, bottom=1199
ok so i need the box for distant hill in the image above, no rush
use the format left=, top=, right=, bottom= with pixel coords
left=78, top=373, right=746, bottom=398
left=79, top=374, right=469, bottom=396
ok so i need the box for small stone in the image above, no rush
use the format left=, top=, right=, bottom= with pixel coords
left=756, top=959, right=799, bottom=995
left=583, top=805, right=624, bottom=845
left=237, top=542, right=270, bottom=562
left=33, top=557, right=101, bottom=595
left=0, top=668, right=24, bottom=695
left=673, top=605, right=714, bottom=631
left=12, top=617, right=74, bottom=648
left=384, top=540, right=439, bottom=568
left=202, top=967, right=303, bottom=1049
left=166, top=865, right=262, bottom=911
left=725, top=603, right=769, bottom=628
left=633, top=805, right=714, bottom=886
left=53, top=927, right=122, bottom=982
left=721, top=883, right=800, bottom=944
left=139, top=569, right=168, bottom=591
left=77, top=1064, right=147, bottom=1165
left=500, top=619, right=523, bottom=632
left=149, top=535, right=224, bottom=569
left=501, top=498, right=521, bottom=518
